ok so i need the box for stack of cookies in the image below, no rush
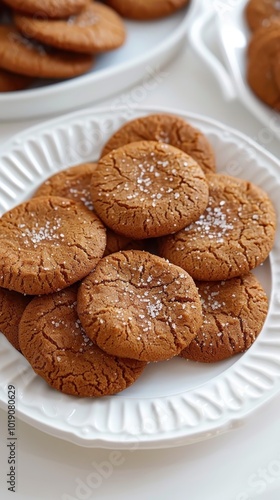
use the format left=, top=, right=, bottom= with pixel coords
left=245, top=0, right=280, bottom=110
left=0, top=0, right=126, bottom=92
left=0, top=113, right=276, bottom=398
left=0, top=0, right=191, bottom=93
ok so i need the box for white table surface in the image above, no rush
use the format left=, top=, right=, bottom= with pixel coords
left=1, top=22, right=280, bottom=500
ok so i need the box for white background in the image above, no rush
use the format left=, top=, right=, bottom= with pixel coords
left=0, top=14, right=280, bottom=500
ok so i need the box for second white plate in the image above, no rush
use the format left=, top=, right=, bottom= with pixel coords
left=0, top=105, right=279, bottom=449
left=0, top=1, right=198, bottom=121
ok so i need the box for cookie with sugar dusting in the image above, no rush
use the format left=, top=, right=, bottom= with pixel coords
left=101, top=113, right=216, bottom=174
left=0, top=287, right=32, bottom=351
left=91, top=140, right=209, bottom=239
left=0, top=196, right=106, bottom=295
left=77, top=250, right=203, bottom=362
left=33, top=163, right=146, bottom=256
left=180, top=273, right=268, bottom=362
left=15, top=2, right=126, bottom=54
left=19, top=286, right=146, bottom=397
left=158, top=173, right=276, bottom=281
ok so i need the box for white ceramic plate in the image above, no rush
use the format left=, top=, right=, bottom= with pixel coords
left=0, top=105, right=279, bottom=449
left=0, top=1, right=198, bottom=122
left=189, top=0, right=280, bottom=139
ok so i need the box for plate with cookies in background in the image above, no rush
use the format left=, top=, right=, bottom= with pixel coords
left=0, top=0, right=198, bottom=120
left=0, top=105, right=279, bottom=449
left=189, top=0, right=280, bottom=141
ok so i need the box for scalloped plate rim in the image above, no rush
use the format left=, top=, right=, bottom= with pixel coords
left=0, top=104, right=279, bottom=449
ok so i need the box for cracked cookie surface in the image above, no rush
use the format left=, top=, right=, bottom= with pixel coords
left=0, top=196, right=106, bottom=295
left=18, top=286, right=146, bottom=397
left=0, top=287, right=31, bottom=351
left=77, top=250, right=202, bottom=362
left=180, top=273, right=268, bottom=362
left=15, top=2, right=126, bottom=54
left=101, top=114, right=216, bottom=174
left=91, top=141, right=209, bottom=239
left=158, top=173, right=276, bottom=281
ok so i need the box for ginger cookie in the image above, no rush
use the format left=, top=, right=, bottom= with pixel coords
left=101, top=114, right=216, bottom=174
left=180, top=273, right=268, bottom=362
left=0, top=68, right=33, bottom=92
left=106, top=0, right=190, bottom=20
left=34, top=163, right=97, bottom=211
left=91, top=141, right=209, bottom=239
left=33, top=163, right=145, bottom=256
left=2, top=0, right=87, bottom=18
left=158, top=173, right=276, bottom=281
left=0, top=26, right=93, bottom=78
left=0, top=287, right=32, bottom=351
left=0, top=196, right=106, bottom=295
left=245, top=0, right=280, bottom=32
left=77, top=250, right=202, bottom=362
left=19, top=286, right=146, bottom=397
left=15, top=2, right=126, bottom=54
left=247, top=24, right=280, bottom=109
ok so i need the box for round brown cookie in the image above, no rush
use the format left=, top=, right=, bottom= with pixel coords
left=247, top=24, right=280, bottom=109
left=77, top=250, right=202, bottom=362
left=34, top=163, right=97, bottom=211
left=33, top=163, right=144, bottom=256
left=180, top=274, right=268, bottom=363
left=0, top=26, right=93, bottom=78
left=15, top=2, right=126, bottom=54
left=158, top=173, right=276, bottom=281
left=0, top=196, right=106, bottom=295
left=2, top=0, right=87, bottom=18
left=245, top=0, right=280, bottom=32
left=19, top=286, right=146, bottom=397
left=106, top=0, right=190, bottom=20
left=0, top=287, right=32, bottom=351
left=101, top=114, right=216, bottom=174
left=0, top=67, right=32, bottom=91
left=91, top=141, right=209, bottom=239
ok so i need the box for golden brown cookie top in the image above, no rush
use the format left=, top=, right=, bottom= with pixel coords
left=0, top=287, right=32, bottom=351
left=77, top=250, right=203, bottom=362
left=159, top=173, right=276, bottom=281
left=19, top=286, right=146, bottom=397
left=101, top=114, right=216, bottom=174
left=0, top=25, right=94, bottom=78
left=0, top=196, right=106, bottom=295
left=180, top=274, right=268, bottom=362
left=2, top=0, right=87, bottom=18
left=15, top=2, right=126, bottom=54
left=106, top=0, right=190, bottom=20
left=34, top=163, right=97, bottom=211
left=245, top=0, right=280, bottom=31
left=91, top=141, right=209, bottom=239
